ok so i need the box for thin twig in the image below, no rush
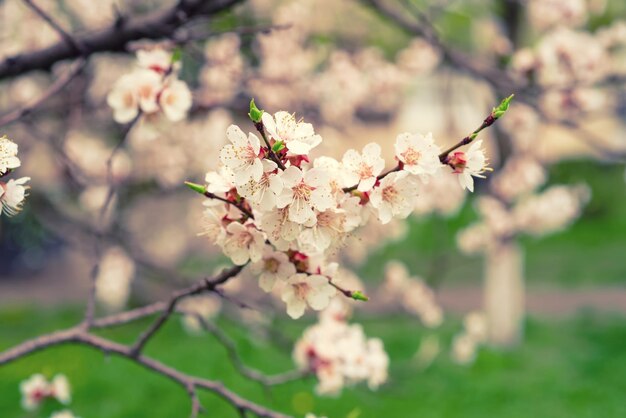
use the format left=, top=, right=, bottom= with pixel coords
left=0, top=59, right=87, bottom=127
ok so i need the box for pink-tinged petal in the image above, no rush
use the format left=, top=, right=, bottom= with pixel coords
left=357, top=176, right=377, bottom=192
left=286, top=297, right=306, bottom=319
left=289, top=198, right=315, bottom=224
left=259, top=273, right=276, bottom=292
left=268, top=175, right=283, bottom=195
left=304, top=168, right=329, bottom=187
left=311, top=187, right=335, bottom=212
left=248, top=133, right=261, bottom=155
left=262, top=159, right=278, bottom=172
left=280, top=166, right=303, bottom=187
left=342, top=149, right=361, bottom=171
left=226, top=124, right=248, bottom=147
left=275, top=189, right=294, bottom=208
left=261, top=112, right=278, bottom=139
left=251, top=158, right=264, bottom=182
left=285, top=140, right=312, bottom=155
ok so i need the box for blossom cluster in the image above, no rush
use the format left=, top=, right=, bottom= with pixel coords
left=451, top=311, right=488, bottom=365
left=195, top=102, right=493, bottom=318
left=293, top=299, right=389, bottom=395
left=20, top=373, right=71, bottom=412
left=0, top=135, right=29, bottom=217
left=457, top=185, right=590, bottom=255
left=107, top=47, right=192, bottom=123
left=383, top=260, right=443, bottom=328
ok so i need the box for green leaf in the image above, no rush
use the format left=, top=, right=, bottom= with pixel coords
left=248, top=98, right=264, bottom=123
left=272, top=140, right=285, bottom=152
left=184, top=181, right=206, bottom=195
left=492, top=94, right=514, bottom=119
left=351, top=291, right=369, bottom=302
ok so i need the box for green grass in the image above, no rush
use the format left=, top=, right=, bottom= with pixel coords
left=359, top=160, right=626, bottom=288
left=1, top=307, right=626, bottom=418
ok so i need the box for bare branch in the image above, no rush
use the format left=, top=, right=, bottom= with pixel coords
left=22, top=0, right=87, bottom=54
left=0, top=59, right=87, bottom=127
left=129, top=265, right=245, bottom=356
left=0, top=0, right=244, bottom=80
left=182, top=310, right=309, bottom=387
left=0, top=328, right=292, bottom=418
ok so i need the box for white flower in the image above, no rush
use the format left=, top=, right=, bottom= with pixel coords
left=50, top=374, right=71, bottom=404
left=199, top=203, right=228, bottom=246
left=262, top=111, right=322, bottom=155
left=464, top=311, right=488, bottom=343
left=250, top=245, right=296, bottom=292
left=0, top=135, right=20, bottom=174
left=394, top=132, right=442, bottom=180
left=221, top=222, right=265, bottom=265
left=276, top=166, right=335, bottom=225
left=159, top=79, right=192, bottom=122
left=281, top=273, right=336, bottom=319
left=50, top=410, right=80, bottom=418
left=341, top=142, right=385, bottom=192
left=205, top=166, right=235, bottom=194
left=369, top=171, right=419, bottom=224
left=259, top=207, right=300, bottom=251
left=219, top=125, right=263, bottom=185
left=107, top=69, right=161, bottom=123
left=0, top=177, right=30, bottom=217
left=365, top=338, right=389, bottom=389
left=298, top=208, right=349, bottom=253
left=20, top=374, right=50, bottom=411
left=237, top=160, right=283, bottom=211
left=449, top=140, right=490, bottom=192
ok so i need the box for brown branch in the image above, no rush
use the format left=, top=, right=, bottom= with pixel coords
left=129, top=265, right=245, bottom=356
left=203, top=190, right=255, bottom=220
left=182, top=310, right=309, bottom=387
left=22, top=0, right=87, bottom=54
left=83, top=113, right=142, bottom=330
left=0, top=58, right=87, bottom=127
left=0, top=328, right=291, bottom=418
left=0, top=0, right=244, bottom=80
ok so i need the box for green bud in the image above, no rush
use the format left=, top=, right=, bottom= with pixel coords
left=272, top=140, right=285, bottom=153
left=492, top=94, right=514, bottom=119
left=248, top=98, right=264, bottom=123
left=351, top=290, right=369, bottom=302
left=184, top=181, right=206, bottom=195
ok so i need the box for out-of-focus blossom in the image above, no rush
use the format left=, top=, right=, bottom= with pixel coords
left=20, top=374, right=71, bottom=411
left=382, top=261, right=443, bottom=328
left=528, top=0, right=587, bottom=31
left=492, top=156, right=547, bottom=202
left=513, top=184, right=590, bottom=236
left=397, top=38, right=441, bottom=74
left=293, top=303, right=388, bottom=394
left=95, top=247, right=135, bottom=311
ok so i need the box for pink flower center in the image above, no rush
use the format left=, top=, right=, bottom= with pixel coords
left=382, top=185, right=398, bottom=203
left=401, top=148, right=422, bottom=165
left=293, top=181, right=313, bottom=202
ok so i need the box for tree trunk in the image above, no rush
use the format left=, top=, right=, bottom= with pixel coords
left=484, top=240, right=525, bottom=347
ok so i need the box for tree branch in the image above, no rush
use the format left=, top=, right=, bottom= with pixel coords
left=0, top=0, right=244, bottom=80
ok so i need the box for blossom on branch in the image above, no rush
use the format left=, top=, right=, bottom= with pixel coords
left=0, top=177, right=30, bottom=217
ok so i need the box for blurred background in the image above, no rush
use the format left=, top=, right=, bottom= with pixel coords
left=0, top=0, right=625, bottom=417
